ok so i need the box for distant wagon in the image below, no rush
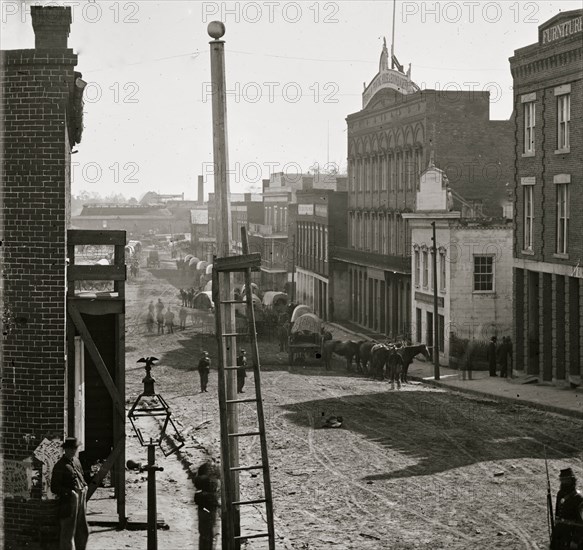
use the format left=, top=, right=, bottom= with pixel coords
left=288, top=313, right=323, bottom=365
left=147, top=250, right=160, bottom=268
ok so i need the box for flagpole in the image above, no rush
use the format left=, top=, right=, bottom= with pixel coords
left=391, top=0, right=396, bottom=69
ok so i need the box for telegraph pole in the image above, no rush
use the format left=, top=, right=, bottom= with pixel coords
left=208, top=21, right=240, bottom=547
left=431, top=221, right=440, bottom=380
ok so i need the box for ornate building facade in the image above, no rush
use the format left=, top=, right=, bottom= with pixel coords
left=337, top=40, right=514, bottom=337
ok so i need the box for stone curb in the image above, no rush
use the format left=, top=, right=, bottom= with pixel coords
left=327, top=322, right=583, bottom=420
left=407, top=374, right=583, bottom=420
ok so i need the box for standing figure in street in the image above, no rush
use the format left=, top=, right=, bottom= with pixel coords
left=155, top=298, right=164, bottom=316
left=497, top=337, right=509, bottom=378
left=194, top=461, right=220, bottom=550
left=156, top=309, right=165, bottom=335
left=198, top=351, right=211, bottom=393
left=551, top=468, right=583, bottom=550
left=165, top=307, right=175, bottom=334
left=461, top=340, right=476, bottom=381
left=187, top=288, right=194, bottom=308
left=50, top=437, right=90, bottom=550
left=146, top=311, right=155, bottom=334
left=179, top=289, right=186, bottom=306
left=237, top=349, right=247, bottom=393
left=278, top=320, right=290, bottom=352
left=179, top=306, right=187, bottom=330
left=487, top=336, right=498, bottom=377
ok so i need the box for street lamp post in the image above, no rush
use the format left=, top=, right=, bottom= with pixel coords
left=128, top=357, right=184, bottom=550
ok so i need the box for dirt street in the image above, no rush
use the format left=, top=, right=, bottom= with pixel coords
left=90, top=253, right=583, bottom=550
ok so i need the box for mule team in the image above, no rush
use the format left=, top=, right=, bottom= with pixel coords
left=322, top=338, right=431, bottom=389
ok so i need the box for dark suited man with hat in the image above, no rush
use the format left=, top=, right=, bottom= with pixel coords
left=198, top=351, right=211, bottom=393
left=50, top=437, right=89, bottom=550
left=552, top=467, right=583, bottom=549
left=237, top=349, right=247, bottom=394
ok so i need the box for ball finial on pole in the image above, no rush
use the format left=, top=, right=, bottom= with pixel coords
left=208, top=21, right=226, bottom=40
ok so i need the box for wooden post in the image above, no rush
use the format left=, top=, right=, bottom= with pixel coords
left=431, top=221, right=440, bottom=380
left=208, top=21, right=240, bottom=547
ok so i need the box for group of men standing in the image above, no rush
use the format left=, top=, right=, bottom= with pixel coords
left=196, top=349, right=248, bottom=394
left=487, top=335, right=514, bottom=378
left=146, top=298, right=189, bottom=334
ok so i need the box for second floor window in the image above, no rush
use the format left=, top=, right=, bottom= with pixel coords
left=557, top=183, right=569, bottom=254
left=524, top=101, right=535, bottom=154
left=558, top=94, right=570, bottom=150
left=414, top=249, right=420, bottom=287
left=473, top=255, right=494, bottom=292
left=440, top=250, right=446, bottom=292
left=523, top=185, right=534, bottom=251
left=422, top=249, right=428, bottom=288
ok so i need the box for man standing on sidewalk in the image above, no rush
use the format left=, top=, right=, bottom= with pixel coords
left=551, top=468, right=583, bottom=549
left=51, top=437, right=90, bottom=550
left=487, top=336, right=498, bottom=377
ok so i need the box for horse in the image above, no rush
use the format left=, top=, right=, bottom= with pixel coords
left=322, top=340, right=362, bottom=371
left=358, top=341, right=378, bottom=375
left=370, top=343, right=391, bottom=380
left=397, top=343, right=431, bottom=383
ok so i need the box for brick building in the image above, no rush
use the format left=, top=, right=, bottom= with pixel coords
left=1, top=7, right=85, bottom=548
left=338, top=39, right=513, bottom=338
left=292, top=189, right=348, bottom=321
left=403, top=164, right=513, bottom=365
left=510, top=10, right=583, bottom=384
left=248, top=172, right=346, bottom=291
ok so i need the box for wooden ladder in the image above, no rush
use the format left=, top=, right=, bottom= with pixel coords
left=212, top=227, right=275, bottom=550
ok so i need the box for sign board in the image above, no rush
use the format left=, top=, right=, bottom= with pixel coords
left=315, top=205, right=328, bottom=218
left=34, top=438, right=64, bottom=499
left=298, top=204, right=314, bottom=216
left=4, top=459, right=33, bottom=498
left=415, top=291, right=444, bottom=308
left=540, top=15, right=582, bottom=45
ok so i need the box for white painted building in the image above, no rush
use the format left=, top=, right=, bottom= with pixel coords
left=403, top=164, right=513, bottom=365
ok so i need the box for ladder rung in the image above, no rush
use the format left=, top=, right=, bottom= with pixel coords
left=229, top=431, right=261, bottom=437
left=234, top=532, right=270, bottom=540
left=220, top=300, right=247, bottom=304
left=226, top=398, right=258, bottom=404
left=221, top=332, right=248, bottom=337
left=224, top=366, right=244, bottom=370
left=230, top=464, right=264, bottom=472
left=232, top=498, right=267, bottom=506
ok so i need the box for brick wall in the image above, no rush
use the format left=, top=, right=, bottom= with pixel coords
left=0, top=7, right=80, bottom=548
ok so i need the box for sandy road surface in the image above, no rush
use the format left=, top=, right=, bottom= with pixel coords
left=93, top=255, right=583, bottom=550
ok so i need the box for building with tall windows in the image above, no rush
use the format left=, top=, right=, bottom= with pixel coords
left=510, top=9, right=583, bottom=384
left=335, top=39, right=513, bottom=338
left=403, top=164, right=513, bottom=365
left=292, top=189, right=348, bottom=321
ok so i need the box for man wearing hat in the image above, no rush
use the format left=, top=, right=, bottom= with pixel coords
left=552, top=468, right=583, bottom=549
left=487, top=336, right=498, bottom=377
left=237, top=349, right=248, bottom=394
left=50, top=437, right=89, bottom=550
left=198, top=351, right=211, bottom=393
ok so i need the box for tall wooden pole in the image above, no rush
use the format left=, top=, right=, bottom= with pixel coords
left=208, top=21, right=240, bottom=547
left=431, top=221, right=440, bottom=380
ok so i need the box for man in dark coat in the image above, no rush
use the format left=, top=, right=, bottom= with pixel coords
left=552, top=468, right=583, bottom=550
left=198, top=351, right=211, bottom=393
left=237, top=350, right=247, bottom=394
left=194, top=461, right=220, bottom=550
left=487, top=336, right=498, bottom=377
left=50, top=437, right=89, bottom=550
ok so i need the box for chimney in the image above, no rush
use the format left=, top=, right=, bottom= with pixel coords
left=31, top=6, right=72, bottom=49
left=198, top=175, right=204, bottom=203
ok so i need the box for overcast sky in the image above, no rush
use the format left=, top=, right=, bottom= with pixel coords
left=1, top=0, right=579, bottom=200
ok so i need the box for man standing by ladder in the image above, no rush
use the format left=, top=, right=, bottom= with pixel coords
left=236, top=349, right=247, bottom=393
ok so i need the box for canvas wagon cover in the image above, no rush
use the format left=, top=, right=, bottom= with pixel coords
left=291, top=313, right=321, bottom=334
